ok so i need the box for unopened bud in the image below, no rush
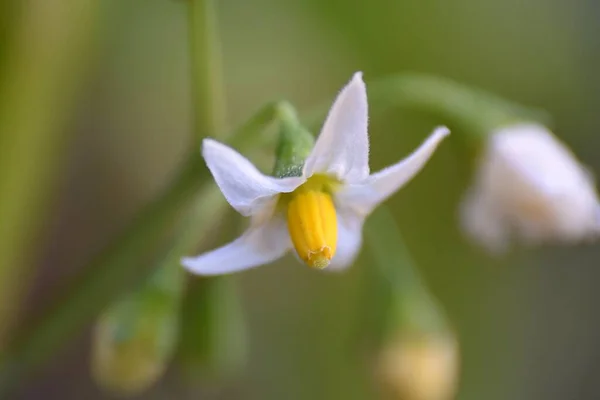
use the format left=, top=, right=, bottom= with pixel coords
left=91, top=266, right=183, bottom=395
left=377, top=333, right=459, bottom=400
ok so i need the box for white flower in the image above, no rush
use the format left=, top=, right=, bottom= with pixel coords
left=460, top=123, right=600, bottom=252
left=181, top=72, right=450, bottom=275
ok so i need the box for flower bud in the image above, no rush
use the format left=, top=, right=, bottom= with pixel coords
left=460, top=123, right=600, bottom=252
left=91, top=266, right=183, bottom=395
left=377, top=333, right=459, bottom=400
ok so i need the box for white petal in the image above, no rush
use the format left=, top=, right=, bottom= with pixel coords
left=181, top=216, right=291, bottom=276
left=491, top=124, right=594, bottom=200
left=327, top=208, right=365, bottom=271
left=490, top=124, right=600, bottom=240
left=459, top=188, right=510, bottom=253
left=303, top=72, right=369, bottom=182
left=336, top=126, right=450, bottom=216
left=203, top=139, right=305, bottom=216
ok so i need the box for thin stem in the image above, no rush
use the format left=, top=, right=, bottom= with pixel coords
left=188, top=0, right=225, bottom=141
left=303, top=73, right=548, bottom=137
left=364, top=206, right=449, bottom=335
left=0, top=0, right=99, bottom=348
left=364, top=206, right=425, bottom=295
left=0, top=100, right=295, bottom=396
left=0, top=156, right=205, bottom=395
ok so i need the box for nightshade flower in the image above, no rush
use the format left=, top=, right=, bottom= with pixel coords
left=182, top=72, right=449, bottom=275
left=460, top=123, right=600, bottom=252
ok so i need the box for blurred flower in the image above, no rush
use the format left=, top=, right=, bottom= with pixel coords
left=460, top=123, right=600, bottom=252
left=91, top=265, right=183, bottom=395
left=377, top=333, right=459, bottom=400
left=181, top=72, right=449, bottom=274
left=92, top=303, right=178, bottom=395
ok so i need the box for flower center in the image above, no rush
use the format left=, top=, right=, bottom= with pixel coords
left=284, top=175, right=339, bottom=269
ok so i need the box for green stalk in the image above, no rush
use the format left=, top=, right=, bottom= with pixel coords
left=188, top=0, right=225, bottom=142
left=303, top=73, right=549, bottom=154
left=364, top=206, right=449, bottom=337
left=365, top=207, right=424, bottom=293
left=91, top=183, right=228, bottom=395
left=0, top=99, right=295, bottom=396
left=176, top=0, right=247, bottom=381
left=0, top=0, right=99, bottom=348
left=0, top=156, right=205, bottom=395
left=88, top=1, right=231, bottom=391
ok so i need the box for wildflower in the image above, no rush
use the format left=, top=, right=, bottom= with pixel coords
left=460, top=123, right=600, bottom=252
left=182, top=72, right=449, bottom=274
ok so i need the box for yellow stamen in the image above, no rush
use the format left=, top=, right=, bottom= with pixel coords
left=286, top=189, right=337, bottom=269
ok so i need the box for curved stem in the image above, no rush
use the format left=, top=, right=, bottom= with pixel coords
left=364, top=206, right=450, bottom=337
left=303, top=73, right=548, bottom=138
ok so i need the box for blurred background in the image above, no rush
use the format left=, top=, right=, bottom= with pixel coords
left=2, top=0, right=600, bottom=399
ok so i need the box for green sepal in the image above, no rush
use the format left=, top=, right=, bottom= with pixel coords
left=271, top=102, right=315, bottom=178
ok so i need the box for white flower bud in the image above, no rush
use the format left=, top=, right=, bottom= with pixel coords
left=460, top=123, right=600, bottom=252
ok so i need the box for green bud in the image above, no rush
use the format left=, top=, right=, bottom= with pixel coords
left=91, top=264, right=184, bottom=396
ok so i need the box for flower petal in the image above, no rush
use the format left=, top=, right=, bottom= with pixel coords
left=203, top=139, right=305, bottom=216
left=337, top=127, right=449, bottom=216
left=327, top=208, right=365, bottom=271
left=181, top=216, right=291, bottom=276
left=465, top=123, right=600, bottom=248
left=491, top=124, right=594, bottom=199
left=303, top=72, right=369, bottom=182
left=459, top=188, right=510, bottom=253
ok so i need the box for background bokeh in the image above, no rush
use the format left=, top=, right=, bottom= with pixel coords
left=2, top=0, right=600, bottom=399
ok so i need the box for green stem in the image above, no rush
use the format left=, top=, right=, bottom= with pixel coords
left=364, top=206, right=449, bottom=336
left=178, top=276, right=246, bottom=383
left=303, top=73, right=549, bottom=147
left=0, top=0, right=99, bottom=348
left=188, top=0, right=225, bottom=141
left=368, top=74, right=541, bottom=131
left=0, top=155, right=205, bottom=394
left=364, top=206, right=425, bottom=297
left=0, top=100, right=295, bottom=396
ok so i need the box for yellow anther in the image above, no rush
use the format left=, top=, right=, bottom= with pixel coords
left=286, top=189, right=337, bottom=269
